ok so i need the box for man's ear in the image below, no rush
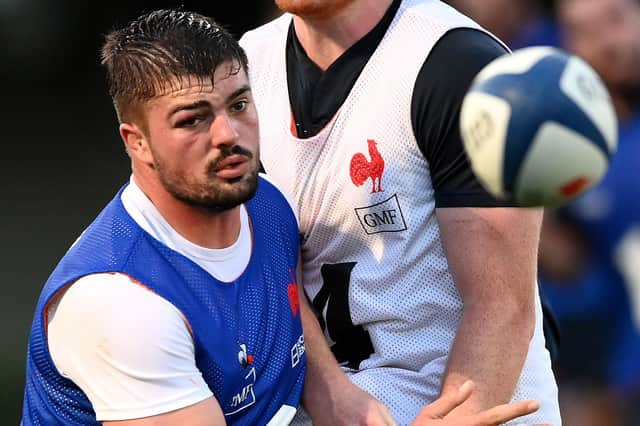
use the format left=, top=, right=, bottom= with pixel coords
left=120, top=122, right=153, bottom=165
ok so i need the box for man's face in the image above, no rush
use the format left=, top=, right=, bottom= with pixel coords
left=141, top=61, right=260, bottom=212
left=560, top=0, right=640, bottom=90
left=275, top=0, right=357, bottom=19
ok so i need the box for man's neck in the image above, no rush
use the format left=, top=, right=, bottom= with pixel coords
left=292, top=0, right=394, bottom=70
left=132, top=172, right=242, bottom=250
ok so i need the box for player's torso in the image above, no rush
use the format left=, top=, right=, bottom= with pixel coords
left=120, top=186, right=306, bottom=425
left=189, top=252, right=304, bottom=424
left=242, top=2, right=561, bottom=425
left=23, top=182, right=305, bottom=426
left=243, top=0, right=472, bottom=378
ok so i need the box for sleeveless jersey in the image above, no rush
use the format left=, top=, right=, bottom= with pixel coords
left=240, top=1, right=560, bottom=425
left=22, top=177, right=305, bottom=425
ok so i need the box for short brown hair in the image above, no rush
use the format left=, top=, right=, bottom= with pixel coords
left=101, top=9, right=249, bottom=123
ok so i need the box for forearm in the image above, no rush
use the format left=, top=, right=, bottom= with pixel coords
left=297, top=271, right=395, bottom=426
left=436, top=206, right=541, bottom=417
left=440, top=302, right=534, bottom=415
left=299, top=293, right=351, bottom=411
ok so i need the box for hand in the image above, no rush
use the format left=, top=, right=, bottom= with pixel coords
left=306, top=379, right=397, bottom=426
left=412, top=381, right=551, bottom=426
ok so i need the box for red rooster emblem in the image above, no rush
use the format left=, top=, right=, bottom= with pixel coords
left=350, top=139, right=385, bottom=193
left=288, top=269, right=300, bottom=317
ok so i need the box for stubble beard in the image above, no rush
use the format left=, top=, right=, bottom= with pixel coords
left=155, top=150, right=260, bottom=213
left=274, top=0, right=356, bottom=20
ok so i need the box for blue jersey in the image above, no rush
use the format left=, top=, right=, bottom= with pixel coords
left=22, top=177, right=305, bottom=425
left=541, top=113, right=640, bottom=391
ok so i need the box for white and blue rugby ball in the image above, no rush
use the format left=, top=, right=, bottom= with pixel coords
left=460, top=46, right=618, bottom=207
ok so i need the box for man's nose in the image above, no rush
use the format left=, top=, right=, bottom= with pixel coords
left=210, top=114, right=239, bottom=147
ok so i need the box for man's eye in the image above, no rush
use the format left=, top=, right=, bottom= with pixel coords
left=177, top=116, right=203, bottom=127
left=230, top=100, right=248, bottom=113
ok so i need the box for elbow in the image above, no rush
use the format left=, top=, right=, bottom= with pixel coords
left=509, top=297, right=536, bottom=344
left=464, top=296, right=536, bottom=343
left=507, top=302, right=536, bottom=344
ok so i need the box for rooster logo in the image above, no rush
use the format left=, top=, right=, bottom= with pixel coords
left=350, top=139, right=385, bottom=193
left=237, top=343, right=255, bottom=368
left=288, top=269, right=300, bottom=317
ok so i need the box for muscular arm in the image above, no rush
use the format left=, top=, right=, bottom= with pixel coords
left=412, top=27, right=543, bottom=414
left=436, top=206, right=542, bottom=416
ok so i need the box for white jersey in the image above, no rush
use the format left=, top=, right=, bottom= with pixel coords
left=241, top=1, right=560, bottom=425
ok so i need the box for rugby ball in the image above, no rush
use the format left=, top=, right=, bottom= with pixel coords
left=460, top=46, right=618, bottom=206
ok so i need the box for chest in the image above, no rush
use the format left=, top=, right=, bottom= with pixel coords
left=190, top=262, right=303, bottom=420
